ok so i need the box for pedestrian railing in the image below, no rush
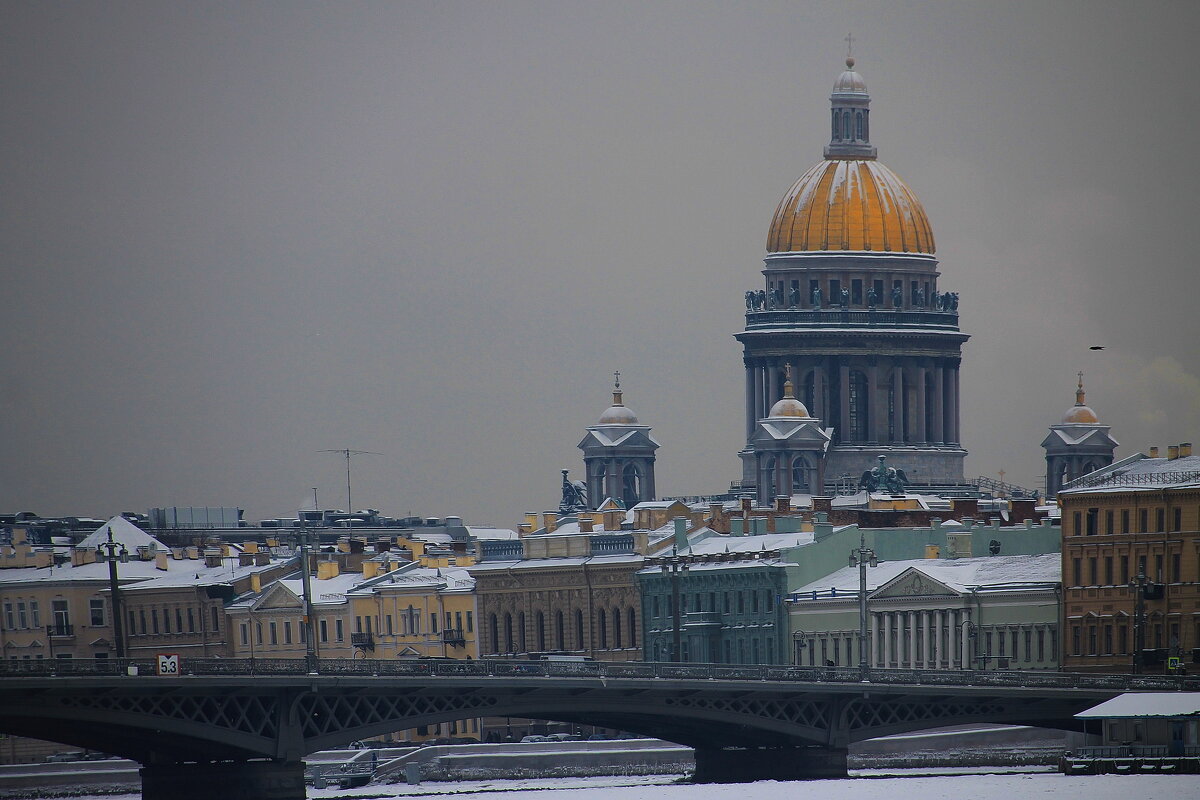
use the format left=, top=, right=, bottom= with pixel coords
left=1, top=657, right=1195, bottom=691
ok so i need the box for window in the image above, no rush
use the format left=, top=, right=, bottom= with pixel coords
left=466, top=611, right=473, bottom=632
left=284, top=621, right=292, bottom=644
left=269, top=621, right=278, bottom=645
left=1038, top=629, right=1046, bottom=661
left=175, top=609, right=183, bottom=633
left=52, top=599, right=70, bottom=628
left=162, top=609, right=170, bottom=634
left=1071, top=626, right=1081, bottom=656
left=1138, top=509, right=1148, bottom=533
left=211, top=607, right=219, bottom=632
left=1072, top=558, right=1082, bottom=586
left=151, top=610, right=159, bottom=635
left=575, top=609, right=584, bottom=649
left=1172, top=553, right=1181, bottom=583
left=612, top=607, right=622, bottom=648
left=1104, top=557, right=1113, bottom=585
left=3, top=603, right=12, bottom=629
left=320, top=619, right=328, bottom=643
left=1118, top=624, right=1128, bottom=655
left=90, top=599, right=105, bottom=626
left=1024, top=629, right=1032, bottom=661
left=1172, top=507, right=1182, bottom=531
left=29, top=600, right=38, bottom=628
left=1073, top=512, right=1082, bottom=536
left=187, top=608, right=195, bottom=633
left=16, top=601, right=28, bottom=629
left=139, top=610, right=147, bottom=635
left=1089, top=558, right=1098, bottom=585
left=555, top=611, right=564, bottom=649
left=256, top=622, right=263, bottom=644
left=335, top=619, right=344, bottom=642
left=598, top=609, right=608, bottom=649
left=1106, top=510, right=1114, bottom=534
left=430, top=613, right=438, bottom=634
left=240, top=623, right=249, bottom=646
left=1086, top=508, right=1098, bottom=535
left=386, top=615, right=393, bottom=635
left=1121, top=509, right=1130, bottom=533
left=847, top=370, right=869, bottom=441
left=299, top=623, right=306, bottom=643
left=1121, top=556, right=1129, bottom=585
left=1104, top=626, right=1113, bottom=655
left=1087, top=626, right=1097, bottom=655
left=628, top=607, right=637, bottom=647
left=536, top=611, right=546, bottom=651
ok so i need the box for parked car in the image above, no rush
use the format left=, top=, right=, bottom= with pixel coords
left=519, top=735, right=549, bottom=743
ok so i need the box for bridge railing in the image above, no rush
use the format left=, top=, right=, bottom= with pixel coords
left=1, top=657, right=1196, bottom=691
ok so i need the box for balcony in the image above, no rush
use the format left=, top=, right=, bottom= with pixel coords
left=442, top=628, right=466, bottom=646
left=46, top=624, right=74, bottom=638
left=350, top=632, right=374, bottom=651
left=743, top=307, right=961, bottom=332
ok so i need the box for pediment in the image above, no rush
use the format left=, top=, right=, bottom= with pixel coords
left=395, top=646, right=423, bottom=659
left=579, top=428, right=660, bottom=450
left=251, top=581, right=301, bottom=611
left=755, top=420, right=832, bottom=444
left=872, top=568, right=958, bottom=599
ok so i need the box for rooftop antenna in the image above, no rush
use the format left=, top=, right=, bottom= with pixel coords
left=318, top=448, right=382, bottom=517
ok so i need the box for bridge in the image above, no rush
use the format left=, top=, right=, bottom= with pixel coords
left=2, top=658, right=1194, bottom=799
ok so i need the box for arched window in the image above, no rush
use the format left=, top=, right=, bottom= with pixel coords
left=762, top=456, right=777, bottom=499
left=489, top=614, right=499, bottom=654
left=503, top=613, right=513, bottom=653
left=832, top=109, right=840, bottom=139
left=842, top=111, right=851, bottom=141
left=848, top=370, right=869, bottom=441
left=536, top=611, right=546, bottom=652
left=863, top=110, right=869, bottom=140
left=575, top=609, right=584, bottom=650
left=555, top=610, right=565, bottom=650
left=612, top=607, right=622, bottom=648
left=628, top=608, right=637, bottom=649
left=518, top=612, right=527, bottom=653
left=598, top=609, right=608, bottom=649
left=622, top=464, right=643, bottom=508
left=790, top=456, right=808, bottom=494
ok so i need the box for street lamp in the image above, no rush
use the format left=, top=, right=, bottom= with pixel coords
left=97, top=527, right=129, bottom=660
left=295, top=523, right=319, bottom=673
left=661, top=554, right=689, bottom=663
left=847, top=533, right=877, bottom=681
left=1128, top=567, right=1153, bottom=675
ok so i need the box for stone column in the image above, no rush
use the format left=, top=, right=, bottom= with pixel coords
left=839, top=363, right=851, bottom=443
left=870, top=613, right=879, bottom=667
left=752, top=363, right=764, bottom=427
left=869, top=362, right=883, bottom=443
left=813, top=363, right=826, bottom=421
left=934, top=610, right=943, bottom=669
left=882, top=612, right=892, bottom=667
left=952, top=364, right=961, bottom=444
left=960, top=611, right=971, bottom=669
left=745, top=364, right=756, bottom=440
left=767, top=363, right=780, bottom=410
left=914, top=364, right=927, bottom=444
left=933, top=363, right=945, bottom=445
left=894, top=364, right=906, bottom=443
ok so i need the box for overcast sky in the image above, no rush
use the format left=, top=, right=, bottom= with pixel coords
left=3, top=1, right=1198, bottom=528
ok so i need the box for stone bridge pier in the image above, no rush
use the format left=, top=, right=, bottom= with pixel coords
left=140, top=760, right=305, bottom=800
left=692, top=746, right=848, bottom=782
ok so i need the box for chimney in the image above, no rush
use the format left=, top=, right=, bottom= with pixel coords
left=250, top=573, right=262, bottom=594
left=1168, top=445, right=1179, bottom=461
left=204, top=554, right=222, bottom=568
left=317, top=560, right=340, bottom=580
left=376, top=538, right=391, bottom=553
left=579, top=516, right=594, bottom=533
left=673, top=517, right=689, bottom=550
left=811, top=497, right=833, bottom=513
left=71, top=547, right=98, bottom=567
left=776, top=496, right=791, bottom=512
left=242, top=541, right=259, bottom=554
left=1149, top=446, right=1159, bottom=458
left=542, top=511, right=556, bottom=532
left=239, top=552, right=254, bottom=567
left=153, top=551, right=168, bottom=571
left=362, top=561, right=380, bottom=579
left=1182, top=442, right=1193, bottom=457
left=255, top=552, right=269, bottom=566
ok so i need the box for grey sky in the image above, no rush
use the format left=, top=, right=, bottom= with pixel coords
left=2, top=1, right=1198, bottom=527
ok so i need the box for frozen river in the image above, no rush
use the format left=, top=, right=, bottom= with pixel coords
left=46, top=770, right=1197, bottom=800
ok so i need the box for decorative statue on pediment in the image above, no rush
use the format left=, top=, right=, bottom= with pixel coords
left=788, top=285, right=799, bottom=309
left=858, top=455, right=909, bottom=494
left=866, top=287, right=878, bottom=307
left=559, top=469, right=588, bottom=514
left=811, top=285, right=822, bottom=308
left=891, top=284, right=903, bottom=308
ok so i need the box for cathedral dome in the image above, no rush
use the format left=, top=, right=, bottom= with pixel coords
left=767, top=159, right=935, bottom=254
left=597, top=378, right=639, bottom=425
left=767, top=375, right=809, bottom=418
left=1062, top=374, right=1099, bottom=424
left=769, top=396, right=810, bottom=418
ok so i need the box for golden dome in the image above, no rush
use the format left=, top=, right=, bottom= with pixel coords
left=597, top=376, right=639, bottom=425
left=767, top=159, right=936, bottom=254
left=768, top=376, right=810, bottom=418
left=1063, top=373, right=1099, bottom=424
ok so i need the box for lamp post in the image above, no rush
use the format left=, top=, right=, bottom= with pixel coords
left=847, top=533, right=877, bottom=681
left=97, top=527, right=129, bottom=660
left=1129, top=568, right=1150, bottom=674
left=296, top=523, right=319, bottom=673
left=661, top=555, right=688, bottom=662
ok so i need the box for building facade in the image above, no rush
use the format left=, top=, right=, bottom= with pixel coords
left=737, top=58, right=968, bottom=495
left=1059, top=445, right=1200, bottom=673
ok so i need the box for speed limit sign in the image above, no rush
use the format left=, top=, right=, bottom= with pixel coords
left=156, top=653, right=180, bottom=676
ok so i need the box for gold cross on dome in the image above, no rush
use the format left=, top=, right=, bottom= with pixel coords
left=845, top=32, right=854, bottom=58
left=613, top=370, right=621, bottom=389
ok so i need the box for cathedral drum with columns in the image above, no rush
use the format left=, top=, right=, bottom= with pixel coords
left=737, top=58, right=968, bottom=499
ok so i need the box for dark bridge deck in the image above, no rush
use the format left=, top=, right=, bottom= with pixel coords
left=2, top=659, right=1193, bottom=798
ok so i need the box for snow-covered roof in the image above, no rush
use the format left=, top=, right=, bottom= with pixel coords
left=469, top=552, right=643, bottom=572
left=791, top=553, right=1060, bottom=598
left=77, top=516, right=167, bottom=551
left=1062, top=453, right=1200, bottom=493
left=466, top=526, right=518, bottom=540
left=1076, top=693, right=1200, bottom=719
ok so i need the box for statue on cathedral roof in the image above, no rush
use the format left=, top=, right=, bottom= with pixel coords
left=859, top=455, right=908, bottom=494
left=559, top=470, right=588, bottom=514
